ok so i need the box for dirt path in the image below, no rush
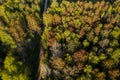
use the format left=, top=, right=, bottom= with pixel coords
left=43, top=0, right=48, bottom=13
left=38, top=0, right=48, bottom=80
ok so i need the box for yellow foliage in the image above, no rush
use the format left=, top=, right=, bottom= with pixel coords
left=53, top=14, right=61, bottom=24
left=26, top=15, right=40, bottom=33
left=52, top=58, right=65, bottom=70
left=43, top=14, right=53, bottom=26
left=0, top=30, right=16, bottom=48
left=10, top=19, right=25, bottom=42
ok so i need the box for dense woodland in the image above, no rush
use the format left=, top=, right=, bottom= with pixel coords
left=0, top=0, right=120, bottom=80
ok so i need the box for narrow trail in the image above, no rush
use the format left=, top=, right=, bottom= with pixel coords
left=38, top=0, right=48, bottom=80
left=43, top=0, right=48, bottom=13
left=38, top=45, right=44, bottom=80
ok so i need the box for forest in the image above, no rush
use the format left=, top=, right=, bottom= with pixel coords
left=0, top=0, right=120, bottom=80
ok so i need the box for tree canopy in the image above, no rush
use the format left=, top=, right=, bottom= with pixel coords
left=0, top=0, right=120, bottom=80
